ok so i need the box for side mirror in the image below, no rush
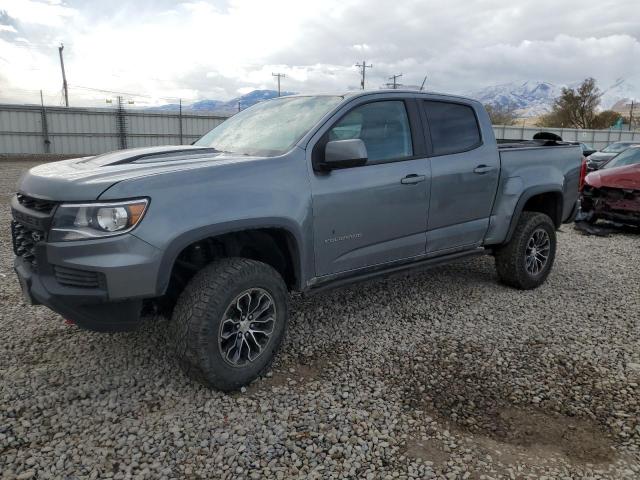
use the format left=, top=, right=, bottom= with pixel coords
left=320, top=139, right=368, bottom=170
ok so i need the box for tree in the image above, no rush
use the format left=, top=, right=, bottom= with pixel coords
left=536, top=78, right=602, bottom=128
left=592, top=110, right=622, bottom=129
left=484, top=102, right=518, bottom=125
left=536, top=110, right=564, bottom=128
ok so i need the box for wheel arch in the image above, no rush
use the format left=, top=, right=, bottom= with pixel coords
left=505, top=186, right=564, bottom=244
left=155, top=219, right=305, bottom=298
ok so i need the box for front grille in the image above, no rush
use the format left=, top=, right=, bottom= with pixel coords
left=11, top=221, right=43, bottom=269
left=54, top=265, right=104, bottom=289
left=16, top=193, right=57, bottom=214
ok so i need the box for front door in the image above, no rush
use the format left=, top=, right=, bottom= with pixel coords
left=309, top=99, right=430, bottom=277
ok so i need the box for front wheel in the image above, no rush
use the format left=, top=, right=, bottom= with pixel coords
left=495, top=212, right=557, bottom=290
left=169, top=258, right=288, bottom=391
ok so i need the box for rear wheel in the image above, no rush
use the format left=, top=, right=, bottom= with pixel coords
left=495, top=212, right=557, bottom=290
left=169, top=257, right=288, bottom=391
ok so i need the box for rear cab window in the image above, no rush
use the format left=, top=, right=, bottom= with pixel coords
left=422, top=101, right=482, bottom=156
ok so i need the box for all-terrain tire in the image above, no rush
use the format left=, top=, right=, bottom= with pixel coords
left=495, top=212, right=557, bottom=290
left=168, top=258, right=288, bottom=391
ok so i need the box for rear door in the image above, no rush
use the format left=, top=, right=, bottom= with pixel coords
left=308, top=97, right=430, bottom=277
left=420, top=100, right=500, bottom=253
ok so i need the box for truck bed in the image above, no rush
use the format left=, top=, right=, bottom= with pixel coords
left=483, top=142, right=583, bottom=245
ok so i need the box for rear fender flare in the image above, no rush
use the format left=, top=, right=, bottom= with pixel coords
left=505, top=185, right=563, bottom=243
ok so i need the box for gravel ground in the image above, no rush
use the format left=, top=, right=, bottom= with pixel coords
left=1, top=159, right=639, bottom=479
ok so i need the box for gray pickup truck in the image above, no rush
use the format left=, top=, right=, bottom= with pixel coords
left=11, top=91, right=581, bottom=390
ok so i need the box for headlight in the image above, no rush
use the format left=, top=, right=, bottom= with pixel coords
left=49, top=198, right=149, bottom=241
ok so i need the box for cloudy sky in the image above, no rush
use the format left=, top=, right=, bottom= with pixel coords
left=0, top=0, right=638, bottom=106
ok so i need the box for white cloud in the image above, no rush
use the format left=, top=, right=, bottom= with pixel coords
left=0, top=0, right=77, bottom=27
left=0, top=0, right=637, bottom=106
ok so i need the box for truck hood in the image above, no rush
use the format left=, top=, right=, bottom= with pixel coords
left=17, top=145, right=262, bottom=201
left=585, top=163, right=640, bottom=190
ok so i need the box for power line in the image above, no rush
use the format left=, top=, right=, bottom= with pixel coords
left=71, top=85, right=192, bottom=102
left=355, top=60, right=372, bottom=90
left=71, top=85, right=155, bottom=98
left=272, top=72, right=286, bottom=97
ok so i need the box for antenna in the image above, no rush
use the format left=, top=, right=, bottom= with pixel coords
left=419, top=75, right=427, bottom=91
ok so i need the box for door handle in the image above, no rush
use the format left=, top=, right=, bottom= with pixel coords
left=473, top=165, right=495, bottom=174
left=401, top=174, right=426, bottom=185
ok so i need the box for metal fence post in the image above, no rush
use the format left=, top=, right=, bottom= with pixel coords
left=39, top=90, right=51, bottom=154
left=116, top=96, right=127, bottom=149
left=178, top=99, right=184, bottom=145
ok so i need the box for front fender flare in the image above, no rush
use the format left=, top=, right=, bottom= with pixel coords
left=149, top=217, right=307, bottom=295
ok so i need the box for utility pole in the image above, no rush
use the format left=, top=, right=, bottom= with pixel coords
left=355, top=60, right=372, bottom=90
left=58, top=43, right=69, bottom=107
left=387, top=73, right=403, bottom=89
left=629, top=100, right=634, bottom=131
left=272, top=72, right=286, bottom=97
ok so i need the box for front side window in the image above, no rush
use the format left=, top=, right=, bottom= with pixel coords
left=602, top=147, right=640, bottom=169
left=195, top=95, right=343, bottom=156
left=423, top=101, right=481, bottom=156
left=328, top=101, right=413, bottom=163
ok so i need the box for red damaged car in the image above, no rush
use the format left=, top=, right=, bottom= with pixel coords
left=580, top=145, right=640, bottom=226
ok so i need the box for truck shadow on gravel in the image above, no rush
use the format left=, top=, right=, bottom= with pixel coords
left=246, top=360, right=324, bottom=394
left=387, top=339, right=627, bottom=466
left=146, top=314, right=331, bottom=394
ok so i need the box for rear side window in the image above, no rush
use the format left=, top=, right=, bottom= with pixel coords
left=328, top=101, right=413, bottom=163
left=423, top=101, right=481, bottom=156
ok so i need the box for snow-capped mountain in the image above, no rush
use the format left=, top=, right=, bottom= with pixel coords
left=150, top=89, right=295, bottom=114
left=467, top=79, right=638, bottom=117
left=601, top=78, right=638, bottom=113
left=151, top=82, right=637, bottom=118
left=466, top=81, right=563, bottom=117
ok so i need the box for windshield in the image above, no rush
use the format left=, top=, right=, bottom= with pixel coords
left=602, top=142, right=632, bottom=153
left=195, top=95, right=343, bottom=156
left=602, top=147, right=640, bottom=169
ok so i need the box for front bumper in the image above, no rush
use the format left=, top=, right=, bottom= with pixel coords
left=13, top=233, right=163, bottom=332
left=580, top=187, right=640, bottom=226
